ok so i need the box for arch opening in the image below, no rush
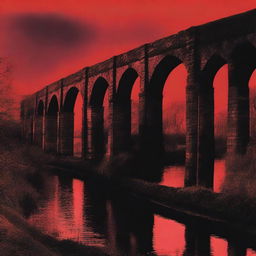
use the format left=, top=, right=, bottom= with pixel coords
left=45, top=95, right=59, bottom=153
left=147, top=55, right=186, bottom=164
left=229, top=42, right=256, bottom=154
left=199, top=54, right=227, bottom=190
left=37, top=101, right=44, bottom=116
left=74, top=93, right=83, bottom=157
left=61, top=87, right=83, bottom=157
left=63, top=87, right=79, bottom=112
left=47, top=95, right=59, bottom=116
left=89, top=77, right=109, bottom=159
left=116, top=68, right=140, bottom=153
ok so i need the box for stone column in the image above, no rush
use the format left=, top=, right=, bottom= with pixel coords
left=183, top=225, right=211, bottom=256
left=34, top=116, right=43, bottom=146
left=185, top=83, right=199, bottom=186
left=82, top=95, right=87, bottom=159
left=44, top=114, right=58, bottom=153
left=113, top=100, right=132, bottom=154
left=145, top=94, right=164, bottom=160
left=227, top=63, right=249, bottom=155
left=87, top=106, right=105, bottom=160
left=59, top=112, right=74, bottom=156
left=197, top=85, right=214, bottom=188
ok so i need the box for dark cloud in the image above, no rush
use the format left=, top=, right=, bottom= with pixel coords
left=0, top=13, right=97, bottom=93
left=0, top=13, right=163, bottom=94
left=9, top=13, right=94, bottom=47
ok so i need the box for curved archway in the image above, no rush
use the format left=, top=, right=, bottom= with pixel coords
left=228, top=42, right=256, bottom=154
left=47, top=95, right=59, bottom=115
left=60, top=87, right=82, bottom=156
left=199, top=54, right=227, bottom=188
left=37, top=101, right=44, bottom=116
left=147, top=55, right=185, bottom=161
left=89, top=77, right=109, bottom=159
left=63, top=87, right=79, bottom=112
left=35, top=100, right=44, bottom=146
left=45, top=95, right=59, bottom=153
left=115, top=68, right=139, bottom=153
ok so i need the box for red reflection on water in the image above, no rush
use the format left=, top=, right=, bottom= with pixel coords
left=211, top=236, right=228, bottom=256
left=73, top=179, right=84, bottom=242
left=162, top=160, right=226, bottom=192
left=153, top=215, right=185, bottom=255
left=74, top=93, right=83, bottom=157
left=29, top=176, right=104, bottom=247
left=247, top=248, right=256, bottom=256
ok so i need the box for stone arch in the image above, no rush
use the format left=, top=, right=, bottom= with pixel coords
left=63, top=87, right=80, bottom=112
left=60, top=87, right=82, bottom=156
left=89, top=77, right=109, bottom=159
left=89, top=77, right=109, bottom=107
left=146, top=55, right=185, bottom=159
left=37, top=100, right=44, bottom=116
left=197, top=54, right=228, bottom=187
left=115, top=68, right=139, bottom=153
left=228, top=42, right=256, bottom=153
left=201, top=54, right=227, bottom=87
left=45, top=95, right=59, bottom=153
left=149, top=55, right=183, bottom=96
left=229, top=41, right=256, bottom=86
left=117, top=68, right=139, bottom=103
left=47, top=95, right=59, bottom=115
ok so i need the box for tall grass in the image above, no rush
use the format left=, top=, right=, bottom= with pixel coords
left=0, top=119, right=53, bottom=216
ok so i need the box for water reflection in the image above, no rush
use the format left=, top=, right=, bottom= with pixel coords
left=153, top=215, right=185, bottom=255
left=29, top=174, right=256, bottom=255
left=162, top=159, right=226, bottom=192
left=74, top=137, right=82, bottom=158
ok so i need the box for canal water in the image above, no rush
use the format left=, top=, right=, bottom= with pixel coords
left=28, top=161, right=256, bottom=256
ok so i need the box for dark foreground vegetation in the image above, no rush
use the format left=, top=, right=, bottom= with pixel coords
left=2, top=118, right=256, bottom=255
left=0, top=119, right=108, bottom=256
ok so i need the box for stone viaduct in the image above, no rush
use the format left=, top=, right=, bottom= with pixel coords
left=21, top=9, right=256, bottom=187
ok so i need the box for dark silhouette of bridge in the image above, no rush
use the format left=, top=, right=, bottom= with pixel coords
left=21, top=9, right=256, bottom=187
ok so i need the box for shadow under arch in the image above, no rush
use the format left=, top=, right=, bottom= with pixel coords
left=59, top=87, right=82, bottom=156
left=63, top=87, right=79, bottom=112
left=228, top=42, right=256, bottom=154
left=115, top=68, right=139, bottom=153
left=145, top=55, right=185, bottom=162
left=45, top=95, right=59, bottom=153
left=37, top=100, right=44, bottom=116
left=198, top=54, right=227, bottom=188
left=89, top=77, right=109, bottom=160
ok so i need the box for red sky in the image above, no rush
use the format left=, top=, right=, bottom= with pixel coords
left=0, top=0, right=255, bottom=95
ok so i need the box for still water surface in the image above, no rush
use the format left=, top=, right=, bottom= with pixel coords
left=29, top=161, right=256, bottom=255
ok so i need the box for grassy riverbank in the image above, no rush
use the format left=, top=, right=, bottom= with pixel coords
left=0, top=120, right=108, bottom=256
